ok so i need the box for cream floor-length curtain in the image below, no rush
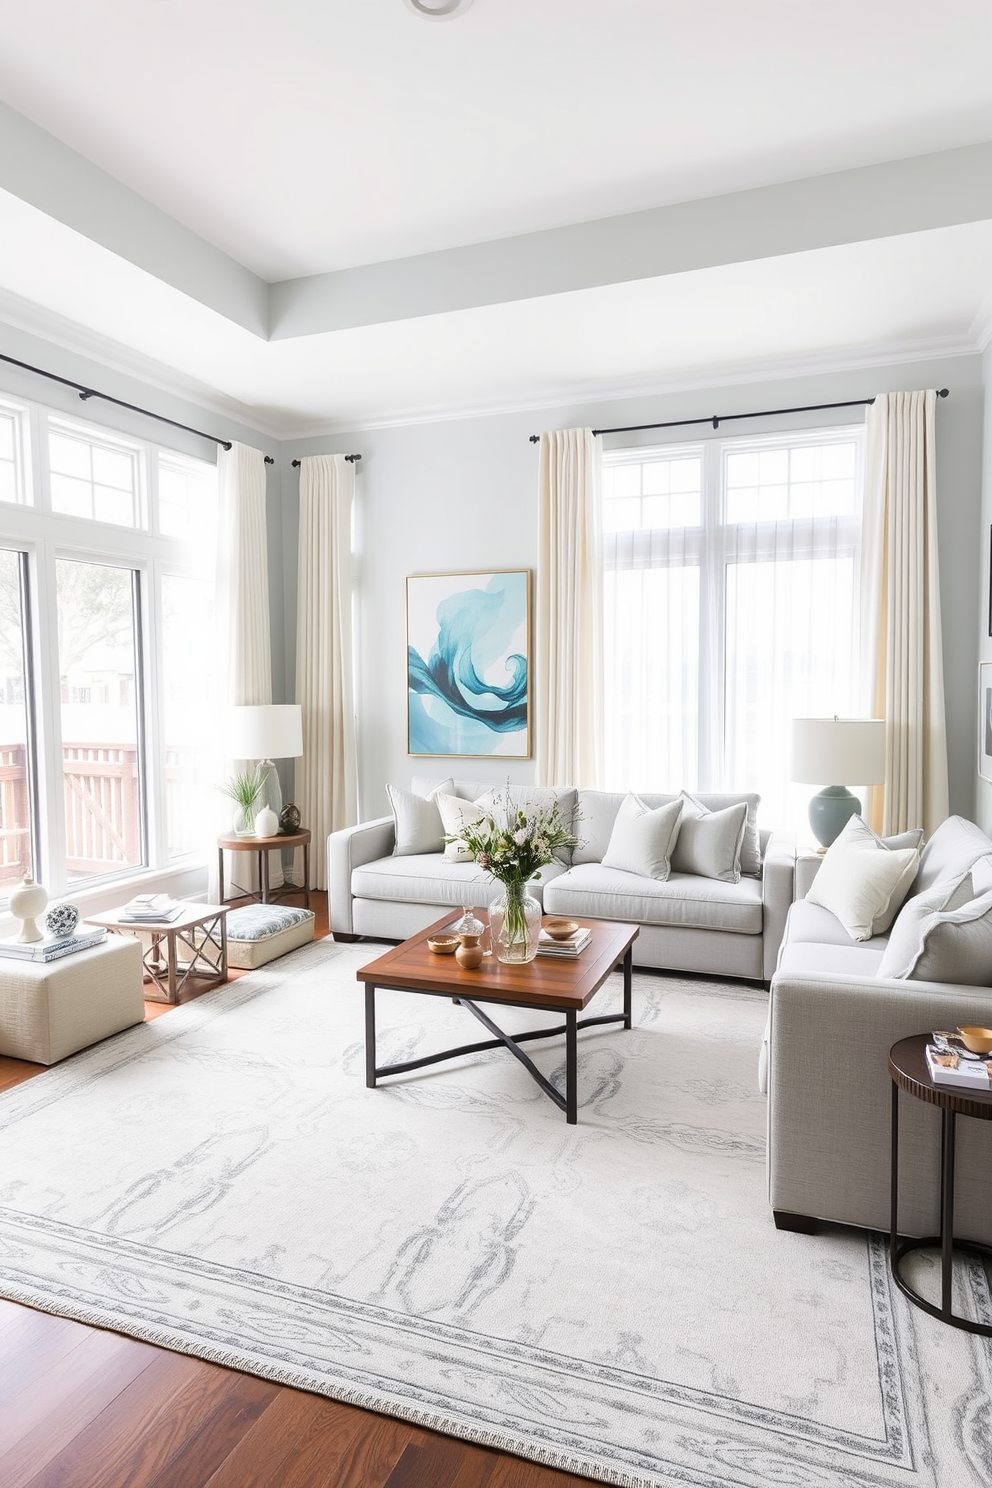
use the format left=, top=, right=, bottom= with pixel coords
left=211, top=442, right=272, bottom=899
left=861, top=390, right=949, bottom=836
left=295, top=454, right=357, bottom=890
left=536, top=429, right=604, bottom=787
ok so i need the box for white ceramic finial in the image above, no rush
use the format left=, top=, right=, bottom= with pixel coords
left=9, top=873, right=48, bottom=943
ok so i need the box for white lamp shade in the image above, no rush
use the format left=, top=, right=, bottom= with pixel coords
left=227, top=704, right=303, bottom=761
left=791, top=718, right=885, bottom=785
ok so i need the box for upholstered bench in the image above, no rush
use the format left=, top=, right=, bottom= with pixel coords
left=0, top=936, right=145, bottom=1065
left=226, top=905, right=315, bottom=969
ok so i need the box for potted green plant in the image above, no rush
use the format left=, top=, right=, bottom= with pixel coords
left=219, top=765, right=266, bottom=838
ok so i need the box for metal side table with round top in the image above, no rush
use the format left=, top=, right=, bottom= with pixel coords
left=889, top=1034, right=992, bottom=1336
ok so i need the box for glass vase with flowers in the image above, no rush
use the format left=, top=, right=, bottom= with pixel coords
left=452, top=795, right=578, bottom=964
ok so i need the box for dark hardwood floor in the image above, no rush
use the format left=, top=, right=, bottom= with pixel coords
left=0, top=891, right=593, bottom=1487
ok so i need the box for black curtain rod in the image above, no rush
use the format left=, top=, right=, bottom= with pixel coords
left=527, top=389, right=950, bottom=443
left=0, top=350, right=245, bottom=452
left=291, top=454, right=362, bottom=467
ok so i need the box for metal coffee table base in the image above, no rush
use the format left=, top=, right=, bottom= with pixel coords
left=365, top=955, right=632, bottom=1125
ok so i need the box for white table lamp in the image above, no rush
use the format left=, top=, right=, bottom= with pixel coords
left=791, top=717, right=885, bottom=848
left=227, top=704, right=303, bottom=834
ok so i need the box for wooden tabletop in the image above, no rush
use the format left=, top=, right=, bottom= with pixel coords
left=357, top=912, right=638, bottom=1012
left=217, top=829, right=311, bottom=851
left=889, top=1034, right=992, bottom=1121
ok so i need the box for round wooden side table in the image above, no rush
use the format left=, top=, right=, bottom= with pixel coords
left=889, top=1033, right=992, bottom=1336
left=217, top=828, right=311, bottom=910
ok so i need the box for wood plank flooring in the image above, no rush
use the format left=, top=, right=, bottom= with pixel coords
left=0, top=892, right=594, bottom=1487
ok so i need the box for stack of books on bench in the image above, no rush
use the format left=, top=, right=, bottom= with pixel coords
left=117, top=895, right=183, bottom=924
left=0, top=927, right=107, bottom=963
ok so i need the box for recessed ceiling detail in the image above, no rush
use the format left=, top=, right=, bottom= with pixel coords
left=403, top=0, right=474, bottom=19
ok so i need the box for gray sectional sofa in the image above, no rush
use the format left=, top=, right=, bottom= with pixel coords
left=765, top=814, right=992, bottom=1243
left=328, top=778, right=797, bottom=982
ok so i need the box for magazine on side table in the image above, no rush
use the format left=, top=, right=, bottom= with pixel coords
left=926, top=1031, right=992, bottom=1091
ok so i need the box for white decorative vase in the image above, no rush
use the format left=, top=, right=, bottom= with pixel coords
left=254, top=805, right=280, bottom=838
left=9, top=873, right=48, bottom=943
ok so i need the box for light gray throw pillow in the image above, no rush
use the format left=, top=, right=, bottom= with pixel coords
left=387, top=779, right=453, bottom=855
left=878, top=889, right=992, bottom=983
left=601, top=794, right=683, bottom=880
left=670, top=793, right=748, bottom=883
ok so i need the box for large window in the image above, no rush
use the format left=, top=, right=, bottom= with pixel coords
left=602, top=426, right=863, bottom=826
left=0, top=395, right=218, bottom=899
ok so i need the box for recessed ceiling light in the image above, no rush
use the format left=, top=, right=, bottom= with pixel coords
left=403, top=0, right=474, bottom=19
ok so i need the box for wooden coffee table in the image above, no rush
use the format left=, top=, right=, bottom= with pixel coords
left=357, top=914, right=638, bottom=1123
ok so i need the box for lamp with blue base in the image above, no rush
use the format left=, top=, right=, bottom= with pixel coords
left=792, top=717, right=886, bottom=850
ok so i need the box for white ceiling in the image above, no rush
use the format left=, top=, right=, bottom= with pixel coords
left=0, top=0, right=990, bottom=433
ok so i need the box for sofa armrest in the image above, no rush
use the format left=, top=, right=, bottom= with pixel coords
left=795, top=848, right=823, bottom=900
left=326, top=816, right=395, bottom=935
left=760, top=830, right=796, bottom=981
left=767, top=969, right=992, bottom=1235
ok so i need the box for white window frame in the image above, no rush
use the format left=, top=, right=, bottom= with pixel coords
left=602, top=422, right=865, bottom=802
left=0, top=394, right=217, bottom=903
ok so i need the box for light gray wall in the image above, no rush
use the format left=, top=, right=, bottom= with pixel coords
left=285, top=353, right=984, bottom=824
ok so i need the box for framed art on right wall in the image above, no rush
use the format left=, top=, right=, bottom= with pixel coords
left=980, top=662, right=992, bottom=782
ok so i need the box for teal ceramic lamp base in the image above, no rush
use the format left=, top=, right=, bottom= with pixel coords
left=808, top=786, right=862, bottom=849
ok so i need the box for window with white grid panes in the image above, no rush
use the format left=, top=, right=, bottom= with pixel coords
left=0, top=393, right=218, bottom=900
left=602, top=426, right=864, bottom=828
left=48, top=418, right=143, bottom=527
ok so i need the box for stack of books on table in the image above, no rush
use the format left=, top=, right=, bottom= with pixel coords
left=117, top=894, right=183, bottom=924
left=0, top=927, right=107, bottom=963
left=926, top=1032, right=992, bottom=1091
left=536, top=926, right=593, bottom=958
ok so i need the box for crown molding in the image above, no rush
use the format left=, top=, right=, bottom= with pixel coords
left=0, top=289, right=286, bottom=443
left=281, top=334, right=981, bottom=440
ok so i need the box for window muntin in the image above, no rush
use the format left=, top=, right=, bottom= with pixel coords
left=0, top=549, right=34, bottom=893
left=603, top=427, right=864, bottom=826
left=57, top=559, right=144, bottom=884
left=48, top=419, right=143, bottom=528
left=603, top=452, right=702, bottom=532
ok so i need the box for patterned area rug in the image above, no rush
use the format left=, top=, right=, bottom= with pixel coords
left=0, top=939, right=989, bottom=1488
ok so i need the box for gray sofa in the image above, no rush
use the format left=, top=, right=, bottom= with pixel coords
left=765, top=814, right=992, bottom=1243
left=328, top=779, right=796, bottom=982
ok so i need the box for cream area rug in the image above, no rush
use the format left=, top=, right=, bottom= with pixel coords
left=0, top=940, right=989, bottom=1488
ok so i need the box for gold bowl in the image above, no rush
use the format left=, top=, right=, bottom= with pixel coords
left=426, top=934, right=459, bottom=955
left=958, top=1026, right=992, bottom=1054
left=544, top=918, right=579, bottom=941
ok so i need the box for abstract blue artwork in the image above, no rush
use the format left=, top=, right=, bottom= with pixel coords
left=407, top=570, right=530, bottom=757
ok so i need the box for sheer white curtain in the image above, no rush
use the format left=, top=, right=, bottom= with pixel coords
left=861, top=391, right=948, bottom=835
left=210, top=442, right=271, bottom=899
left=536, top=429, right=604, bottom=787
left=603, top=429, right=863, bottom=827
left=295, top=454, right=357, bottom=890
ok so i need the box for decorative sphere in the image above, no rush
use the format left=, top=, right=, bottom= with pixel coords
left=279, top=802, right=301, bottom=834
left=45, top=901, right=80, bottom=938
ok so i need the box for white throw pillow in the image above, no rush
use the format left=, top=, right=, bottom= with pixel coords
left=878, top=890, right=992, bottom=983
left=435, top=791, right=489, bottom=863
left=671, top=793, right=748, bottom=883
left=806, top=815, right=920, bottom=941
left=601, top=794, right=683, bottom=880
left=387, top=780, right=453, bottom=856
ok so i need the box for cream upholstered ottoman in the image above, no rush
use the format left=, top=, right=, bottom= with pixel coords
left=226, top=905, right=315, bottom=969
left=0, top=937, right=145, bottom=1065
